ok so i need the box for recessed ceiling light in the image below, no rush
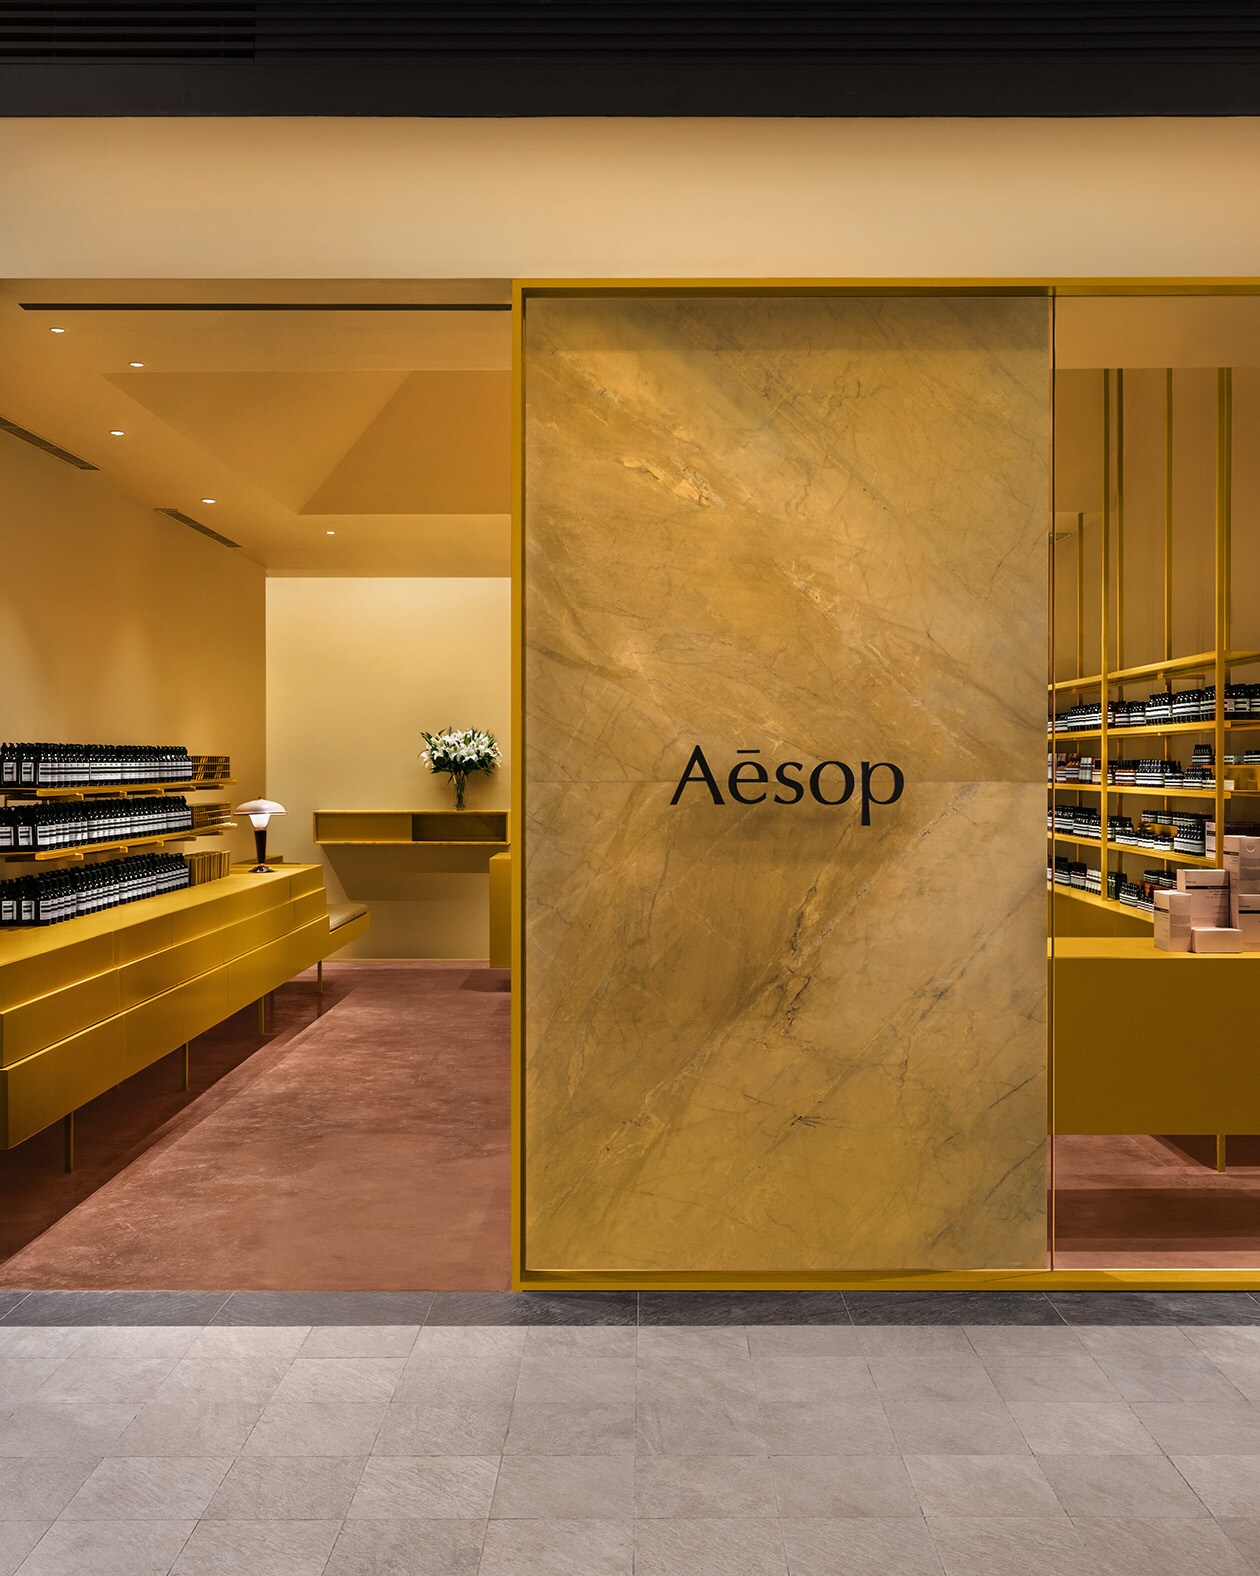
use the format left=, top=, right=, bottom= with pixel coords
left=326, top=530, right=336, bottom=536
left=129, top=360, right=144, bottom=368
left=109, top=430, right=125, bottom=437
left=200, top=497, right=216, bottom=505
left=50, top=327, right=66, bottom=335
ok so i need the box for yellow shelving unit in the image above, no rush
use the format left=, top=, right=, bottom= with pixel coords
left=1050, top=366, right=1260, bottom=929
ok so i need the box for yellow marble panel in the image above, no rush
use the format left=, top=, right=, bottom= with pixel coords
left=523, top=294, right=1050, bottom=1274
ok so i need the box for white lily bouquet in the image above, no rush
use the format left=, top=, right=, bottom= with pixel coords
left=420, top=727, right=502, bottom=811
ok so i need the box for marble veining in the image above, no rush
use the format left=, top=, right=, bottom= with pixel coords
left=523, top=295, right=1050, bottom=1273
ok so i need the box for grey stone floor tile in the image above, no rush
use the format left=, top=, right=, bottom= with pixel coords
left=0, top=1404, right=138, bottom=1458
left=182, top=1328, right=310, bottom=1362
left=1218, top=1517, right=1260, bottom=1572
left=411, top=1328, right=526, bottom=1360
left=963, top=1326, right=1087, bottom=1358
left=1093, top=1353, right=1249, bottom=1404
left=0, top=1337, right=85, bottom=1364
left=3, top=1294, right=227, bottom=1329
left=321, top=1517, right=485, bottom=1576
left=514, top=1357, right=634, bottom=1407
left=636, top=1357, right=758, bottom=1407
left=640, top=1293, right=849, bottom=1327
left=0, top=1370, right=64, bottom=1413
left=0, top=1460, right=95, bottom=1521
left=636, top=1394, right=765, bottom=1456
left=905, top=1454, right=1064, bottom=1518
left=1183, top=1327, right=1260, bottom=1362
left=634, top=1455, right=776, bottom=1518
left=1008, top=1402, right=1158, bottom=1456
left=14, top=1518, right=196, bottom=1576
left=854, top=1326, right=974, bottom=1361
left=1039, top=1452, right=1209, bottom=1518
left=68, top=1330, right=200, bottom=1361
left=780, top=1516, right=945, bottom=1576
left=760, top=1398, right=896, bottom=1456
left=1169, top=1453, right=1260, bottom=1518
left=213, top=1292, right=434, bottom=1327
left=151, top=1357, right=292, bottom=1409
left=751, top=1358, right=876, bottom=1403
left=167, top=1518, right=340, bottom=1576
left=1134, top=1402, right=1260, bottom=1455
left=926, top=1515, right=1099, bottom=1576
left=770, top=1453, right=920, bottom=1518
left=295, top=1328, right=418, bottom=1360
left=983, top=1356, right=1121, bottom=1405
left=478, top=1517, right=632, bottom=1575
left=34, top=1359, right=176, bottom=1408
left=241, top=1399, right=387, bottom=1457
left=637, top=1328, right=750, bottom=1362
left=1208, top=1356, right=1260, bottom=1403
left=373, top=1397, right=511, bottom=1456
left=523, top=1328, right=635, bottom=1358
left=426, top=1293, right=636, bottom=1327
left=845, top=1293, right=1062, bottom=1327
left=0, top=1296, right=31, bottom=1324
left=1073, top=1325, right=1198, bottom=1359
left=1047, top=1293, right=1260, bottom=1327
left=393, top=1356, right=519, bottom=1409
left=0, top=1521, right=47, bottom=1576
left=884, top=1401, right=1029, bottom=1457
left=1073, top=1516, right=1254, bottom=1576
left=59, top=1456, right=230, bottom=1521
left=744, top=1327, right=862, bottom=1361
left=349, top=1456, right=499, bottom=1519
left=503, top=1401, right=634, bottom=1456
left=270, top=1357, right=405, bottom=1407
left=108, top=1400, right=265, bottom=1458
left=204, top=1454, right=365, bottom=1520
left=633, top=1516, right=786, bottom=1576
left=869, top=1357, right=999, bottom=1405
left=489, top=1455, right=633, bottom=1519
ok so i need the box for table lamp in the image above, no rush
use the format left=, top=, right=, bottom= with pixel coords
left=235, top=798, right=286, bottom=872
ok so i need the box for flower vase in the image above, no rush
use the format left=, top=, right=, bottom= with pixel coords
left=453, top=773, right=467, bottom=811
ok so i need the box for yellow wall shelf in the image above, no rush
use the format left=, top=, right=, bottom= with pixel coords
left=313, top=809, right=510, bottom=847
left=4, top=778, right=235, bottom=800
left=0, top=824, right=236, bottom=864
left=1047, top=830, right=1216, bottom=867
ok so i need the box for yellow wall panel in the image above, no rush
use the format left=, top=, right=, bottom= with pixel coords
left=522, top=292, right=1050, bottom=1278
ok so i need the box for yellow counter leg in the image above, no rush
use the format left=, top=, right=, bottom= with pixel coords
left=1216, top=1135, right=1228, bottom=1173
left=317, top=959, right=324, bottom=995
left=181, top=1042, right=190, bottom=1091
left=63, top=1111, right=74, bottom=1173
left=257, top=997, right=266, bottom=1034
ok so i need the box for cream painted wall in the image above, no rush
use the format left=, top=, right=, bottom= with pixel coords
left=265, top=578, right=511, bottom=958
left=2, top=118, right=1260, bottom=279
left=0, top=433, right=265, bottom=865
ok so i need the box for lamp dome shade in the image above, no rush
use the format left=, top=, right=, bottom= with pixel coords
left=235, top=798, right=286, bottom=826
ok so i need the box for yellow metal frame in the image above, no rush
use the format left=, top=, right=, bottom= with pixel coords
left=513, top=276, right=1260, bottom=1293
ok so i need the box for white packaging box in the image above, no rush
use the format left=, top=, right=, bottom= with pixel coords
left=1191, top=926, right=1244, bottom=954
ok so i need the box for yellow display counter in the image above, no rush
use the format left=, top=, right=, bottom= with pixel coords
left=0, top=865, right=341, bottom=1154
left=1054, top=936, right=1260, bottom=1136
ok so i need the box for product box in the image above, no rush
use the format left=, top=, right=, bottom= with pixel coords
left=1177, top=867, right=1232, bottom=928
left=1191, top=926, right=1244, bottom=954
left=1153, top=889, right=1193, bottom=953
left=1237, top=893, right=1260, bottom=953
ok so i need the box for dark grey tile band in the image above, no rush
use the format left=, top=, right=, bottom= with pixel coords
left=0, top=1287, right=1257, bottom=1326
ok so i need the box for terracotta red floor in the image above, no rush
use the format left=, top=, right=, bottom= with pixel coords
left=0, top=962, right=511, bottom=1291
left=1054, top=1133, right=1260, bottom=1267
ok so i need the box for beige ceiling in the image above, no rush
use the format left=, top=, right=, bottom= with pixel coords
left=0, top=279, right=512, bottom=575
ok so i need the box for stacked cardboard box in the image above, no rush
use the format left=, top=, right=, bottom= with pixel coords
left=1156, top=842, right=1260, bottom=952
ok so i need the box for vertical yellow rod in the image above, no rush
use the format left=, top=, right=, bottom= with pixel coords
left=1075, top=512, right=1085, bottom=679
left=1115, top=368, right=1125, bottom=673
left=1164, top=369, right=1174, bottom=662
left=1100, top=370, right=1112, bottom=897
left=257, top=998, right=266, bottom=1034
left=63, top=1111, right=74, bottom=1173
left=1047, top=295, right=1057, bottom=1271
left=1214, top=368, right=1229, bottom=874
left=1216, top=1135, right=1228, bottom=1174
left=181, top=1042, right=189, bottom=1091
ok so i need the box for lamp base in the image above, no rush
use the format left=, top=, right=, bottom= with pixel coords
left=250, top=864, right=275, bottom=874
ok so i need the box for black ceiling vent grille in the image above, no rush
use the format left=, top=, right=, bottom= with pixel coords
left=3, top=4, right=1260, bottom=61
left=157, top=508, right=241, bottom=550
left=0, top=416, right=98, bottom=471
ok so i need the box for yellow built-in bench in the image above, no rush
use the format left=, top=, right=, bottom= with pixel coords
left=0, top=864, right=357, bottom=1152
